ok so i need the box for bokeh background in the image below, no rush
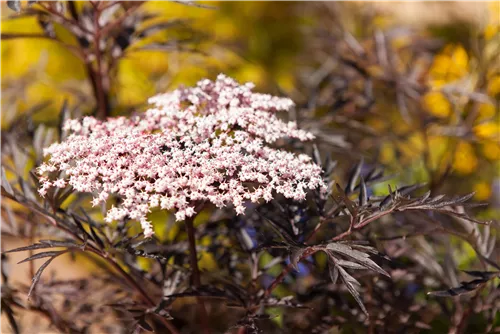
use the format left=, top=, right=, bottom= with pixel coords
left=1, top=1, right=499, bottom=333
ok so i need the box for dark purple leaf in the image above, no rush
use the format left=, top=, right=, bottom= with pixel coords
left=18, top=251, right=66, bottom=264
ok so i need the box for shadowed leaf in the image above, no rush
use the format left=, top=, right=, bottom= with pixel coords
left=337, top=265, right=368, bottom=316
left=28, top=255, right=60, bottom=297
left=345, top=159, right=363, bottom=194
left=7, top=0, right=21, bottom=12
left=1, top=300, right=19, bottom=334
left=18, top=251, right=66, bottom=264
left=326, top=243, right=390, bottom=277
left=290, top=247, right=308, bottom=271
left=428, top=271, right=499, bottom=297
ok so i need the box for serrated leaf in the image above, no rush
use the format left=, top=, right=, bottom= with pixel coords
left=326, top=243, right=389, bottom=277
left=428, top=270, right=499, bottom=297
left=419, top=190, right=431, bottom=202
left=337, top=265, right=368, bottom=316
left=436, top=210, right=491, bottom=225
left=450, top=192, right=475, bottom=204
left=28, top=255, right=59, bottom=297
left=345, top=159, right=363, bottom=194
left=398, top=184, right=424, bottom=197
left=9, top=239, right=80, bottom=254
left=4, top=242, right=58, bottom=254
left=337, top=260, right=368, bottom=270
left=71, top=214, right=91, bottom=242
left=90, top=226, right=105, bottom=249
left=328, top=258, right=339, bottom=284
left=18, top=251, right=66, bottom=264
left=39, top=239, right=80, bottom=248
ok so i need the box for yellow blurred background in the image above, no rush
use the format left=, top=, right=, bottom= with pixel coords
left=1, top=1, right=499, bottom=332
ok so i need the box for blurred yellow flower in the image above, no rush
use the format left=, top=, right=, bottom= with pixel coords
left=115, top=57, right=155, bottom=107
left=429, top=45, right=469, bottom=85
left=137, top=257, right=152, bottom=271
left=473, top=182, right=492, bottom=201
left=484, top=24, right=499, bottom=40
left=453, top=142, right=478, bottom=175
left=423, top=91, right=451, bottom=118
left=198, top=252, right=218, bottom=271
left=380, top=142, right=395, bottom=165
left=474, top=122, right=500, bottom=140
left=488, top=75, right=500, bottom=96
left=482, top=141, right=500, bottom=161
left=428, top=136, right=449, bottom=170
left=485, top=0, right=498, bottom=54
left=477, top=103, right=496, bottom=120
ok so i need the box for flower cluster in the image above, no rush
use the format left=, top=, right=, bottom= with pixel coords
left=39, top=75, right=325, bottom=236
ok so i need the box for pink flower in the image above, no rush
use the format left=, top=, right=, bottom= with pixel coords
left=38, top=75, right=325, bottom=236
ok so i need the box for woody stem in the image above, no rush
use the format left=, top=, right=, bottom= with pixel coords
left=185, top=216, right=210, bottom=334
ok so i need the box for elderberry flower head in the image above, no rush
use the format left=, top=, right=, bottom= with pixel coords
left=38, top=75, right=325, bottom=237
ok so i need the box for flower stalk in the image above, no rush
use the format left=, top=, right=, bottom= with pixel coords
left=185, top=215, right=210, bottom=334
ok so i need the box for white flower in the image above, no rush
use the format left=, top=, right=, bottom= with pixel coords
left=38, top=75, right=325, bottom=237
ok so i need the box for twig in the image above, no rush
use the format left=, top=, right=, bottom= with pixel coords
left=263, top=248, right=317, bottom=298
left=92, top=5, right=110, bottom=119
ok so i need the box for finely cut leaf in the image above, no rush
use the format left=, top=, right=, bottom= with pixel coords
left=327, top=257, right=339, bottom=284
left=428, top=271, right=499, bottom=297
left=1, top=301, right=20, bottom=334
left=326, top=243, right=390, bottom=277
left=337, top=266, right=368, bottom=316
left=28, top=255, right=60, bottom=297
left=337, top=260, right=368, bottom=270
left=18, top=251, right=66, bottom=264
left=90, top=226, right=105, bottom=249
left=4, top=240, right=79, bottom=254
left=4, top=243, right=52, bottom=254
left=290, top=247, right=307, bottom=271
left=345, top=159, right=363, bottom=194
